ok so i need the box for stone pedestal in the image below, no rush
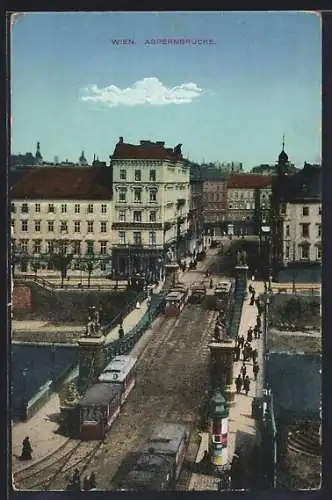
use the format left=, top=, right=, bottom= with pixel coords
left=77, top=336, right=106, bottom=393
left=234, top=265, right=249, bottom=298
left=165, top=263, right=180, bottom=285
left=209, top=340, right=236, bottom=405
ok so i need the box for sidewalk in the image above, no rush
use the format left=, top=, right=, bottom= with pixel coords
left=188, top=280, right=265, bottom=491
left=11, top=282, right=164, bottom=474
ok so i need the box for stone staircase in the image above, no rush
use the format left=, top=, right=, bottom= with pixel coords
left=288, top=425, right=321, bottom=457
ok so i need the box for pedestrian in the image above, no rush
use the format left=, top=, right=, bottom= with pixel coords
left=136, top=300, right=141, bottom=309
left=250, top=293, right=255, bottom=306
left=240, top=363, right=246, bottom=379
left=118, top=323, right=124, bottom=339
left=89, top=472, right=96, bottom=490
left=239, top=335, right=245, bottom=349
left=234, top=345, right=240, bottom=362
left=83, top=476, right=90, bottom=491
left=235, top=374, right=243, bottom=393
left=256, top=315, right=262, bottom=329
left=253, top=362, right=260, bottom=381
left=253, top=325, right=258, bottom=339
left=210, top=278, right=213, bottom=289
left=248, top=284, right=253, bottom=294
left=252, top=348, right=258, bottom=364
left=247, top=329, right=253, bottom=343
left=20, top=436, right=33, bottom=461
left=244, top=376, right=250, bottom=395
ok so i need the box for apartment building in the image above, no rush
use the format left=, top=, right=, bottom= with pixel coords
left=10, top=167, right=113, bottom=276
left=226, top=174, right=273, bottom=235
left=110, top=138, right=190, bottom=279
left=271, top=161, right=321, bottom=268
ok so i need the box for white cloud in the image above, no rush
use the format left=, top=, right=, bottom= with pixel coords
left=80, top=77, right=203, bottom=107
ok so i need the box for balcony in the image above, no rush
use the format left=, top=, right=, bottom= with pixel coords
left=112, top=222, right=162, bottom=230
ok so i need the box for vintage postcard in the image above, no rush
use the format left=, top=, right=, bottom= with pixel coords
left=9, top=11, right=321, bottom=492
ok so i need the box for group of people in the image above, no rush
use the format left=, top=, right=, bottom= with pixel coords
left=234, top=284, right=262, bottom=396
left=67, top=469, right=97, bottom=491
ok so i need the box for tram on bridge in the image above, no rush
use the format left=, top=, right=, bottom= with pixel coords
left=98, top=355, right=138, bottom=404
left=164, top=282, right=189, bottom=317
left=117, top=423, right=189, bottom=491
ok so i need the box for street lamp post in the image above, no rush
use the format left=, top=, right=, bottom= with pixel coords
left=50, top=343, right=56, bottom=382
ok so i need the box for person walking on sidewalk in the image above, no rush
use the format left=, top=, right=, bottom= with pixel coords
left=253, top=325, right=259, bottom=340
left=20, top=436, right=33, bottom=461
left=252, top=348, right=258, bottom=364
left=253, top=362, right=260, bottom=381
left=240, top=363, right=247, bottom=380
left=118, top=323, right=124, bottom=339
left=243, top=376, right=251, bottom=395
left=235, top=374, right=243, bottom=393
left=247, top=328, right=253, bottom=343
left=234, top=344, right=241, bottom=362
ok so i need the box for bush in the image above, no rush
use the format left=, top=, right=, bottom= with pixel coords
left=270, top=295, right=321, bottom=331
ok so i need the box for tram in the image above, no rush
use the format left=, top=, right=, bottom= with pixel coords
left=98, top=355, right=137, bottom=404
left=164, top=291, right=187, bottom=317
left=214, top=280, right=233, bottom=311
left=117, top=423, right=189, bottom=491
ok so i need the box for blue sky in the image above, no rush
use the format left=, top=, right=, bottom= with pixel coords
left=11, top=11, right=321, bottom=168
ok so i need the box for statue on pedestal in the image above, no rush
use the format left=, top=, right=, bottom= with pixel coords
left=85, top=307, right=102, bottom=338
left=236, top=249, right=247, bottom=266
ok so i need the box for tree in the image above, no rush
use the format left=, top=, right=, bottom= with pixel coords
left=50, top=252, right=73, bottom=288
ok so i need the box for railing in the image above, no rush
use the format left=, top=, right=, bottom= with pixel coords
left=15, top=274, right=127, bottom=291
left=101, top=290, right=149, bottom=336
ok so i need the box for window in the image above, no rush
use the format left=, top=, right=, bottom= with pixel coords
left=317, top=224, right=321, bottom=238
left=88, top=204, right=93, bottom=213
left=135, top=170, right=141, bottom=181
left=150, top=189, right=157, bottom=202
left=33, top=240, right=41, bottom=253
left=87, top=241, right=94, bottom=256
left=285, top=246, right=290, bottom=259
left=60, top=241, right=68, bottom=254
left=73, top=241, right=81, bottom=255
left=133, top=231, right=142, bottom=245
left=119, top=189, right=127, bottom=203
left=35, top=220, right=41, bottom=232
left=20, top=239, right=28, bottom=252
left=21, top=203, right=29, bottom=213
left=118, top=231, right=126, bottom=245
left=48, top=221, right=54, bottom=232
left=285, top=225, right=290, bottom=237
left=119, top=211, right=126, bottom=222
left=316, top=247, right=321, bottom=260
left=120, top=169, right=126, bottom=180
left=280, top=202, right=286, bottom=215
left=134, top=188, right=142, bottom=203
left=301, top=223, right=310, bottom=238
left=48, top=203, right=55, bottom=213
left=74, top=221, right=80, bottom=233
left=100, top=262, right=106, bottom=271
left=87, top=221, right=94, bottom=233
left=300, top=244, right=310, bottom=260
left=75, top=204, right=80, bottom=214
left=60, top=221, right=68, bottom=232
left=150, top=170, right=156, bottom=182
left=47, top=241, right=54, bottom=254
left=35, top=203, right=40, bottom=213
left=100, top=221, right=107, bottom=233
left=302, top=206, right=309, bottom=216
left=149, top=231, right=156, bottom=246
left=21, top=220, right=28, bottom=231
left=149, top=211, right=156, bottom=222
left=100, top=241, right=107, bottom=255
left=11, top=203, right=16, bottom=213
left=133, top=211, right=142, bottom=222
left=318, top=206, right=322, bottom=215
left=101, top=204, right=107, bottom=214
left=61, top=204, right=67, bottom=213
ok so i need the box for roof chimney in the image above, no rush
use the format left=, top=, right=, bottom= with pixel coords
left=156, top=141, right=165, bottom=147
left=119, top=137, right=124, bottom=144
